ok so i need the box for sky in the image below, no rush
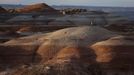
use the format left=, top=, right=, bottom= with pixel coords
left=0, top=0, right=134, bottom=7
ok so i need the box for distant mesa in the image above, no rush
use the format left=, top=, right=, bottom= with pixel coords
left=0, top=3, right=61, bottom=14
left=0, top=6, right=7, bottom=13
left=15, top=3, right=60, bottom=14
left=60, top=8, right=87, bottom=15
left=60, top=8, right=108, bottom=15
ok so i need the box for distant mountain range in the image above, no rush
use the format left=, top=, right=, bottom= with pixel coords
left=0, top=4, right=134, bottom=20
left=0, top=4, right=25, bottom=9
left=0, top=4, right=134, bottom=12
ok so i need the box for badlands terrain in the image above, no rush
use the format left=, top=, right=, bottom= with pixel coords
left=0, top=3, right=134, bottom=75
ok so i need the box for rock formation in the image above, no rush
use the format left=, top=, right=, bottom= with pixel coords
left=91, top=35, right=134, bottom=70
left=0, top=26, right=116, bottom=66
left=1, top=26, right=134, bottom=75
left=60, top=8, right=87, bottom=15
left=15, top=3, right=59, bottom=14
left=10, top=35, right=134, bottom=75
left=0, top=26, right=119, bottom=75
left=0, top=33, right=47, bottom=69
left=0, top=6, right=7, bottom=13
left=37, top=26, right=117, bottom=63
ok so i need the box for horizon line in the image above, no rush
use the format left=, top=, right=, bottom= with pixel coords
left=0, top=3, right=134, bottom=8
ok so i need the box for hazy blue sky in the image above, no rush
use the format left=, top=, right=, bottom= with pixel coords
left=0, top=0, right=134, bottom=7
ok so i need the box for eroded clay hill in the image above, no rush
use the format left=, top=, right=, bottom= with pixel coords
left=91, top=35, right=134, bottom=70
left=0, top=26, right=116, bottom=67
left=1, top=26, right=134, bottom=75
left=37, top=26, right=117, bottom=63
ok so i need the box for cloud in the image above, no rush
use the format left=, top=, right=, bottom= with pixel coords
left=0, top=0, right=21, bottom=4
